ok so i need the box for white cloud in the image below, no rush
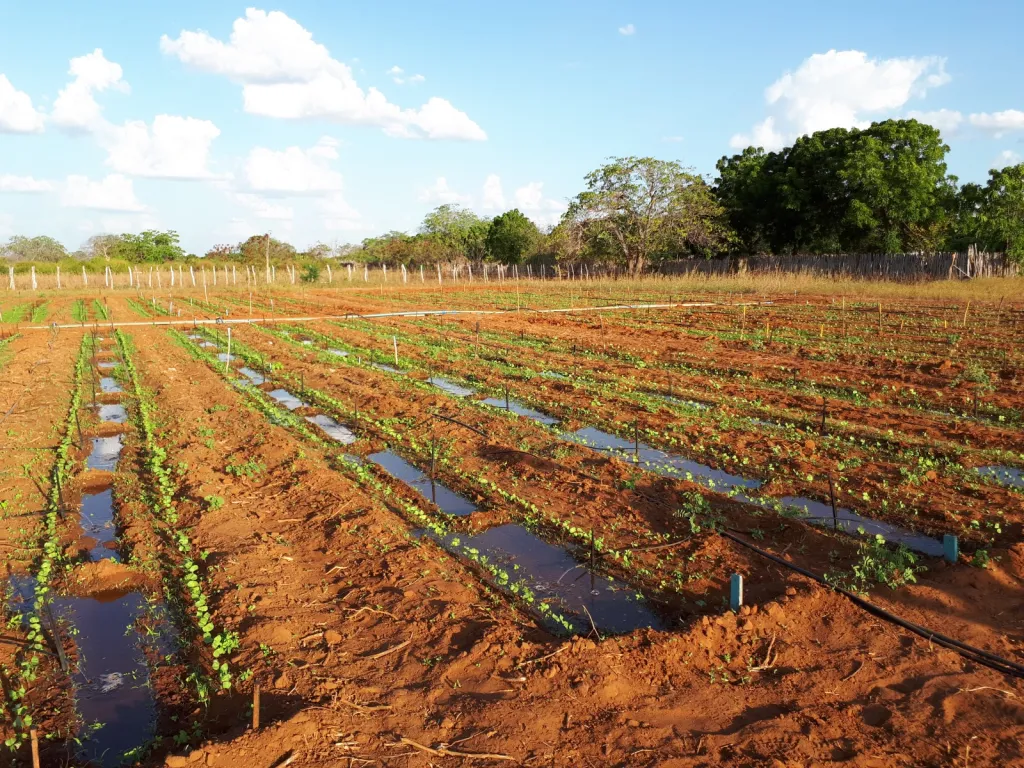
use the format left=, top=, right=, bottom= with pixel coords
left=0, top=74, right=45, bottom=133
left=479, top=176, right=564, bottom=226
left=161, top=9, right=485, bottom=140
left=61, top=174, right=146, bottom=212
left=969, top=110, right=1024, bottom=137
left=619, top=24, right=636, bottom=36
left=419, top=177, right=470, bottom=205
left=995, top=149, right=1022, bottom=168
left=481, top=173, right=506, bottom=210
left=319, top=193, right=363, bottom=231
left=514, top=181, right=567, bottom=227
left=100, top=115, right=221, bottom=179
left=51, top=49, right=128, bottom=131
left=731, top=116, right=785, bottom=151
left=905, top=108, right=963, bottom=134
left=408, top=74, right=425, bottom=85
left=730, top=50, right=950, bottom=150
left=234, top=193, right=294, bottom=220
left=0, top=175, right=53, bottom=192
left=99, top=213, right=159, bottom=233
left=244, top=136, right=343, bottom=193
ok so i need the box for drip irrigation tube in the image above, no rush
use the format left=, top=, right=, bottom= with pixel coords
left=721, top=529, right=1024, bottom=680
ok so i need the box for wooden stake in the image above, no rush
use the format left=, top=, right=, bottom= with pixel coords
left=963, top=300, right=971, bottom=328
left=253, top=684, right=260, bottom=730
left=30, top=727, right=40, bottom=768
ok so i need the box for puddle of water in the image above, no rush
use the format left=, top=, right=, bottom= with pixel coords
left=99, top=377, right=123, bottom=394
left=659, top=395, right=712, bottom=411
left=306, top=414, right=356, bottom=444
left=96, top=404, right=128, bottom=424
left=372, top=362, right=404, bottom=375
left=369, top=451, right=477, bottom=516
left=81, top=488, right=119, bottom=561
left=237, top=367, right=266, bottom=385
left=216, top=352, right=233, bottom=363
left=775, top=496, right=945, bottom=557
left=268, top=388, right=307, bottom=410
left=187, top=334, right=202, bottom=340
left=482, top=396, right=560, bottom=425
left=7, top=570, right=175, bottom=765
left=976, top=465, right=1024, bottom=490
left=328, top=348, right=348, bottom=357
left=97, top=361, right=117, bottom=370
left=301, top=340, right=313, bottom=346
left=437, top=524, right=669, bottom=634
left=540, top=370, right=568, bottom=380
left=87, top=435, right=124, bottom=471
left=569, top=427, right=762, bottom=493
left=57, top=591, right=163, bottom=766
left=429, top=376, right=476, bottom=398
left=199, top=341, right=217, bottom=349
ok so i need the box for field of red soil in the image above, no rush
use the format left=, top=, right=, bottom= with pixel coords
left=1, top=278, right=1023, bottom=767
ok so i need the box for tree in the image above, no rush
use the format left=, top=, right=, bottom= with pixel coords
left=114, top=230, right=186, bottom=262
left=951, top=163, right=1024, bottom=260
left=84, top=234, right=126, bottom=261
left=715, top=119, right=954, bottom=254
left=1, top=235, right=67, bottom=262
left=562, top=156, right=734, bottom=274
left=485, top=209, right=541, bottom=264
left=237, top=235, right=295, bottom=265
left=840, top=120, right=953, bottom=252
left=419, top=205, right=490, bottom=261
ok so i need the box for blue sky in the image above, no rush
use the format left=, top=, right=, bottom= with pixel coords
left=1, top=0, right=1021, bottom=254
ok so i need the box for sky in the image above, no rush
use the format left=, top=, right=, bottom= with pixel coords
left=0, top=0, right=1022, bottom=254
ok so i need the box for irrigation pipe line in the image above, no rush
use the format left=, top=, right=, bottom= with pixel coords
left=11, top=300, right=776, bottom=332
left=721, top=529, right=1024, bottom=681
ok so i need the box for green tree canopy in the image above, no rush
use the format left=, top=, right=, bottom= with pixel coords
left=949, top=163, right=1024, bottom=261
left=100, top=230, right=187, bottom=263
left=715, top=119, right=953, bottom=254
left=419, top=205, right=490, bottom=261
left=485, top=209, right=541, bottom=264
left=561, top=156, right=733, bottom=273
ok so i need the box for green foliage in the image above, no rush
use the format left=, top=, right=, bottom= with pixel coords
left=828, top=534, right=925, bottom=593
left=419, top=204, right=491, bottom=261
left=561, top=156, right=734, bottom=273
left=716, top=119, right=953, bottom=253
left=300, top=262, right=321, bottom=283
left=486, top=208, right=541, bottom=264
left=950, top=163, right=1024, bottom=261
left=116, top=330, right=241, bottom=696
left=204, top=495, right=225, bottom=511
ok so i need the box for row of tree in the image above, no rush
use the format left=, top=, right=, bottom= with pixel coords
left=2, top=119, right=1022, bottom=273
left=715, top=120, right=1023, bottom=257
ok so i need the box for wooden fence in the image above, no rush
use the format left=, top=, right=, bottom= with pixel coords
left=657, top=250, right=1019, bottom=281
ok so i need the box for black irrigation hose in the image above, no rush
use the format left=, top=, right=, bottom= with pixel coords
left=721, top=529, right=1024, bottom=680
